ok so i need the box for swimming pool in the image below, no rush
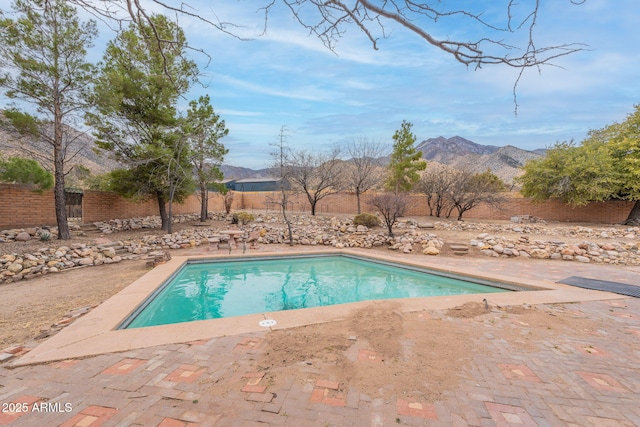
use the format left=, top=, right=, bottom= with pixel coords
left=121, top=254, right=513, bottom=329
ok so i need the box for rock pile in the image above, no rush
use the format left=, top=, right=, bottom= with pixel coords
left=2, top=213, right=639, bottom=284
left=92, top=214, right=203, bottom=233
left=433, top=221, right=639, bottom=240
left=0, top=242, right=128, bottom=283
left=0, top=225, right=80, bottom=243
left=471, top=233, right=640, bottom=265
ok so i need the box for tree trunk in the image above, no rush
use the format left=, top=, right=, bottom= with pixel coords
left=167, top=192, right=174, bottom=235
left=356, top=190, right=362, bottom=214
left=54, top=164, right=70, bottom=239
left=53, top=105, right=70, bottom=240
left=623, top=200, right=640, bottom=225
left=386, top=221, right=394, bottom=237
left=200, top=185, right=208, bottom=222
left=426, top=194, right=434, bottom=216
left=157, top=191, right=169, bottom=231
left=310, top=200, right=317, bottom=215
left=280, top=188, right=293, bottom=246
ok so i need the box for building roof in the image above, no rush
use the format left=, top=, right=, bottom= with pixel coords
left=234, top=177, right=282, bottom=183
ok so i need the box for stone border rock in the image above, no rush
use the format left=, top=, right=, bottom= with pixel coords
left=2, top=214, right=639, bottom=284
left=471, top=233, right=639, bottom=265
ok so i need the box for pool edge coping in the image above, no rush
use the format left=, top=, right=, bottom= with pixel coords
left=13, top=249, right=625, bottom=366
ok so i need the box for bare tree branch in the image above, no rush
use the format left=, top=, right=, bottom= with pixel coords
left=66, top=1, right=586, bottom=69
left=65, top=1, right=587, bottom=105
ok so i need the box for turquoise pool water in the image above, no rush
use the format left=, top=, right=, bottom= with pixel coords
left=123, top=255, right=508, bottom=329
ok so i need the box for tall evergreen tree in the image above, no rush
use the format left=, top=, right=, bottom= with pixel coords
left=86, top=14, right=198, bottom=231
left=183, top=95, right=229, bottom=222
left=386, top=120, right=426, bottom=194
left=0, top=0, right=97, bottom=239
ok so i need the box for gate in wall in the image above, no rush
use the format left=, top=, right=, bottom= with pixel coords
left=65, top=190, right=83, bottom=220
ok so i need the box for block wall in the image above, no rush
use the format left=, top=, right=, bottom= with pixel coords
left=234, top=191, right=634, bottom=224
left=82, top=191, right=209, bottom=222
left=0, top=183, right=635, bottom=229
left=0, top=184, right=58, bottom=228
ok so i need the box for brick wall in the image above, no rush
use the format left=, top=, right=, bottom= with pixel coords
left=0, top=184, right=57, bottom=228
left=462, top=194, right=635, bottom=223
left=234, top=191, right=635, bottom=224
left=82, top=191, right=213, bottom=222
left=0, top=183, right=635, bottom=229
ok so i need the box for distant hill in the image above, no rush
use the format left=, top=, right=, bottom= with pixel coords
left=0, top=111, right=121, bottom=175
left=213, top=136, right=545, bottom=185
left=1, top=114, right=544, bottom=188
left=415, top=136, right=543, bottom=185
left=416, top=136, right=499, bottom=163
left=219, top=165, right=272, bottom=180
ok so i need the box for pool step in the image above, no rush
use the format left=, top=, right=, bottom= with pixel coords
left=449, top=244, right=469, bottom=256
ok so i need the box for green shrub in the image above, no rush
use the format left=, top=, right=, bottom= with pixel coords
left=353, top=213, right=380, bottom=227
left=232, top=211, right=255, bottom=224
left=38, top=230, right=51, bottom=241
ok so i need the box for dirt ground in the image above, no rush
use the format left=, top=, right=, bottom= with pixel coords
left=249, top=301, right=601, bottom=402
left=0, top=259, right=150, bottom=347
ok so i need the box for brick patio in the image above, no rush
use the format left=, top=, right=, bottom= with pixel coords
left=1, top=255, right=639, bottom=426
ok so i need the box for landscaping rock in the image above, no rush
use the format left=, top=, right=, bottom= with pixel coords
left=15, top=232, right=31, bottom=242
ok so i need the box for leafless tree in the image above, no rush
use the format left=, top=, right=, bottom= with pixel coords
left=368, top=192, right=410, bottom=237
left=417, top=164, right=456, bottom=218
left=269, top=126, right=294, bottom=245
left=286, top=147, right=344, bottom=215
left=447, top=170, right=506, bottom=221
left=223, top=190, right=234, bottom=214
left=345, top=137, right=388, bottom=214
left=67, top=1, right=586, bottom=104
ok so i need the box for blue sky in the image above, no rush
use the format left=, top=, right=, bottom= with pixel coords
left=10, top=1, right=640, bottom=170
left=179, top=0, right=639, bottom=170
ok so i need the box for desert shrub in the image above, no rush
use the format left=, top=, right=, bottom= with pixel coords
left=232, top=211, right=255, bottom=224
left=353, top=212, right=380, bottom=227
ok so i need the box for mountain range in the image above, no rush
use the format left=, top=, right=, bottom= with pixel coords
left=0, top=112, right=543, bottom=186
left=0, top=111, right=120, bottom=175
left=415, top=136, right=544, bottom=184
left=220, top=136, right=544, bottom=185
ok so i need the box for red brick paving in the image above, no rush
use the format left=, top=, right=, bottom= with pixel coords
left=310, top=379, right=347, bottom=406
left=50, top=359, right=80, bottom=369
left=396, top=398, right=438, bottom=419
left=100, top=358, right=147, bottom=375
left=59, top=406, right=118, bottom=427
left=233, top=337, right=263, bottom=352
left=357, top=349, right=382, bottom=364
left=1, top=257, right=640, bottom=426
left=242, top=384, right=267, bottom=393
left=315, top=379, right=340, bottom=390
left=164, top=364, right=205, bottom=383
left=485, top=402, right=538, bottom=427
left=499, top=363, right=542, bottom=382
left=0, top=395, right=40, bottom=425
left=574, top=344, right=612, bottom=357
left=576, top=371, right=629, bottom=393
left=158, top=418, right=199, bottom=427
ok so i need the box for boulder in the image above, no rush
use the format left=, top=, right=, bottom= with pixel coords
left=422, top=246, right=440, bottom=255
left=529, top=249, right=550, bottom=259
left=7, top=262, right=23, bottom=273
left=15, top=232, right=31, bottom=242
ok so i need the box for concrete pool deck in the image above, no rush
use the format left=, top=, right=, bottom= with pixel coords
left=14, top=248, right=628, bottom=366
left=1, top=248, right=639, bottom=426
